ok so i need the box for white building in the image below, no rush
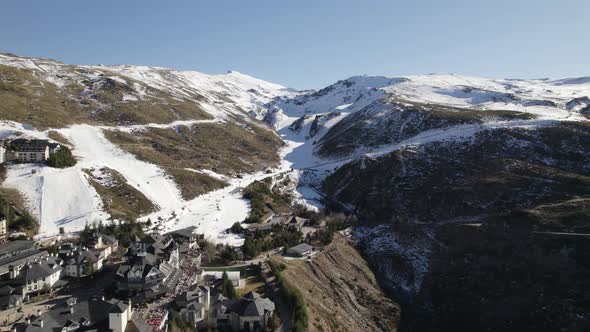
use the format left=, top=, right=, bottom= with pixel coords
left=85, top=232, right=119, bottom=259
left=108, top=300, right=133, bottom=332
left=0, top=216, right=7, bottom=238
left=0, top=146, right=6, bottom=164
left=59, top=246, right=104, bottom=278
left=9, top=138, right=60, bottom=163
left=214, top=292, right=275, bottom=332
left=200, top=270, right=242, bottom=288
left=8, top=257, right=62, bottom=294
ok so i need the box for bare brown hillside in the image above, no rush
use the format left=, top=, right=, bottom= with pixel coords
left=276, top=234, right=400, bottom=332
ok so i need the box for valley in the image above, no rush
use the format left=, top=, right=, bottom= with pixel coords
left=0, top=52, right=589, bottom=331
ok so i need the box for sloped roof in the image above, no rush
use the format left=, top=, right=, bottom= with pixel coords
left=287, top=243, right=313, bottom=254
left=0, top=285, right=14, bottom=295
left=11, top=139, right=51, bottom=153
left=218, top=291, right=275, bottom=318
left=0, top=249, right=45, bottom=275
left=109, top=301, right=129, bottom=313
left=174, top=284, right=209, bottom=308
left=24, top=298, right=128, bottom=332
left=165, top=226, right=197, bottom=239
left=0, top=240, right=35, bottom=257
left=64, top=248, right=99, bottom=265
left=15, top=259, right=61, bottom=282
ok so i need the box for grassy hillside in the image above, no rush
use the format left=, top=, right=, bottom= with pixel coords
left=316, top=99, right=534, bottom=157
left=163, top=167, right=227, bottom=200
left=0, top=64, right=212, bottom=129
left=104, top=122, right=283, bottom=176
left=84, top=167, right=156, bottom=220
left=411, top=225, right=590, bottom=332
left=316, top=99, right=535, bottom=158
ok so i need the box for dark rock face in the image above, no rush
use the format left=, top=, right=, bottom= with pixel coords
left=323, top=122, right=590, bottom=332
left=324, top=123, right=590, bottom=225
left=315, top=100, right=535, bottom=158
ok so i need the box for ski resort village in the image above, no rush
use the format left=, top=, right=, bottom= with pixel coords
left=0, top=129, right=335, bottom=332
left=0, top=49, right=588, bottom=332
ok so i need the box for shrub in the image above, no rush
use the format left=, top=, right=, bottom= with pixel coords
left=242, top=177, right=291, bottom=223
left=269, top=261, right=308, bottom=331
left=80, top=219, right=144, bottom=247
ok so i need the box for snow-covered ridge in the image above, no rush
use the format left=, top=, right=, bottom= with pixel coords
left=267, top=73, right=590, bottom=131
left=382, top=74, right=590, bottom=120
left=0, top=52, right=297, bottom=120
left=269, top=72, right=590, bottom=167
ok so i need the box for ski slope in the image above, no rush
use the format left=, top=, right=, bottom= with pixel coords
left=59, top=124, right=184, bottom=210
left=0, top=118, right=295, bottom=243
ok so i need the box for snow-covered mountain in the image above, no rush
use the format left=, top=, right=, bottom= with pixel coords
left=265, top=73, right=589, bottom=198
left=0, top=52, right=295, bottom=241
left=1, top=52, right=589, bottom=248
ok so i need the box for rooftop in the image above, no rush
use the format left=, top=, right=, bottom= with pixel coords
left=24, top=297, right=129, bottom=332
left=288, top=243, right=313, bottom=254
left=0, top=249, right=45, bottom=275
left=0, top=240, right=35, bottom=257
left=165, top=226, right=197, bottom=239
left=218, top=291, right=275, bottom=318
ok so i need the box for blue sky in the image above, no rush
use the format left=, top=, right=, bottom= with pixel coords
left=1, top=0, right=588, bottom=89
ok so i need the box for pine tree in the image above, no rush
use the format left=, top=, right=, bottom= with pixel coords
left=221, top=271, right=237, bottom=299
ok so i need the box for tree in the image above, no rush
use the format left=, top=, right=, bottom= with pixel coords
left=47, top=146, right=77, bottom=168
left=221, top=271, right=237, bottom=299
left=221, top=246, right=237, bottom=262
left=230, top=222, right=243, bottom=234
left=59, top=227, right=65, bottom=235
left=202, top=240, right=216, bottom=263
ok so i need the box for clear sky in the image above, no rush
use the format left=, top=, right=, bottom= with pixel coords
left=1, top=0, right=588, bottom=89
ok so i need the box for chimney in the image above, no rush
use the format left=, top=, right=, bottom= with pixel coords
left=37, top=309, right=41, bottom=317
left=70, top=307, right=74, bottom=314
left=127, top=299, right=133, bottom=321
left=25, top=317, right=30, bottom=325
left=39, top=319, right=43, bottom=328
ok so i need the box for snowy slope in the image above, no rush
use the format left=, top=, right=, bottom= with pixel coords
left=263, top=73, right=590, bottom=211
left=269, top=73, right=590, bottom=166
left=0, top=53, right=296, bottom=240
left=382, top=74, right=590, bottom=120
left=0, top=118, right=294, bottom=242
